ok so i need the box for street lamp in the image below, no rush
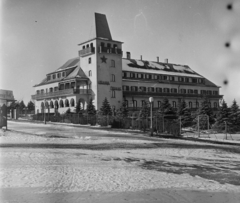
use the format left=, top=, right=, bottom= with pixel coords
left=149, top=97, right=154, bottom=136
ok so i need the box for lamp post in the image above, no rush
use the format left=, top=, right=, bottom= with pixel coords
left=149, top=97, right=154, bottom=136
left=44, top=99, right=46, bottom=124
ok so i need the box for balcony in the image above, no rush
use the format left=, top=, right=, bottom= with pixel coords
left=32, top=89, right=91, bottom=100
left=79, top=47, right=95, bottom=57
left=98, top=46, right=122, bottom=55
left=123, top=91, right=223, bottom=99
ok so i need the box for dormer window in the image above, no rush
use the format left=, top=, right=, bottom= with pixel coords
left=47, top=75, right=51, bottom=81
left=62, top=72, right=65, bottom=77
left=57, top=73, right=61, bottom=78
left=52, top=74, right=56, bottom=79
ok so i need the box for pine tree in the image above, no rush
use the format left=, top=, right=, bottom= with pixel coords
left=198, top=97, right=214, bottom=125
left=228, top=99, right=240, bottom=132
left=27, top=100, right=35, bottom=112
left=177, top=99, right=187, bottom=117
left=177, top=100, right=193, bottom=127
left=214, top=100, right=229, bottom=131
left=99, top=98, right=112, bottom=116
left=118, top=101, right=129, bottom=118
left=159, top=98, right=175, bottom=115
left=86, top=98, right=96, bottom=115
left=19, top=100, right=26, bottom=114
left=139, top=100, right=150, bottom=119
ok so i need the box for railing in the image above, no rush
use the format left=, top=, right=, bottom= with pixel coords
left=99, top=46, right=122, bottom=55
left=32, top=89, right=91, bottom=100
left=123, top=91, right=222, bottom=98
left=79, top=47, right=95, bottom=57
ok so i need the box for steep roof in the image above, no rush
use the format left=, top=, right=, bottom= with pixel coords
left=34, top=57, right=88, bottom=87
left=122, top=58, right=203, bottom=78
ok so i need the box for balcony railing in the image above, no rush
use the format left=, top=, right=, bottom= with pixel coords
left=32, top=89, right=91, bottom=100
left=99, top=46, right=122, bottom=55
left=79, top=47, right=95, bottom=57
left=123, top=91, right=222, bottom=98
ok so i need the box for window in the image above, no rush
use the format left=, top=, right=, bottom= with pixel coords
left=131, top=86, right=138, bottom=91
left=62, top=72, right=65, bottom=77
left=57, top=73, right=61, bottom=78
left=189, top=102, right=192, bottom=108
left=141, top=100, right=145, bottom=107
left=124, top=100, right=128, bottom=107
left=111, top=60, right=115, bottom=67
left=139, top=86, right=146, bottom=92
left=45, top=88, right=48, bottom=93
left=194, top=89, right=198, bottom=94
left=130, top=72, right=135, bottom=78
left=88, top=57, right=91, bottom=64
left=138, top=73, right=143, bottom=79
left=192, top=78, right=197, bottom=83
left=111, top=74, right=115, bottom=82
left=154, top=75, right=158, bottom=80
left=86, top=44, right=89, bottom=48
left=163, top=88, right=170, bottom=93
left=83, top=45, right=85, bottom=49
left=47, top=75, right=51, bottom=81
left=188, top=89, right=193, bottom=94
left=179, top=77, right=184, bottom=82
left=185, top=78, right=189, bottom=83
left=123, top=86, right=129, bottom=91
left=122, top=72, right=127, bottom=78
left=172, top=101, right=176, bottom=108
left=133, top=100, right=137, bottom=108
left=113, top=44, right=117, bottom=48
left=201, top=90, right=206, bottom=95
left=54, top=87, right=58, bottom=91
left=49, top=88, right=53, bottom=92
left=41, top=89, right=44, bottom=94
left=90, top=43, right=93, bottom=47
left=156, top=88, right=162, bottom=93
left=36, top=90, right=40, bottom=95
left=207, top=90, right=212, bottom=95
left=52, top=74, right=56, bottom=79
left=196, top=101, right=199, bottom=108
left=171, top=88, right=177, bottom=93
left=169, top=76, right=175, bottom=81
left=100, top=42, right=105, bottom=47
left=158, top=101, right=161, bottom=108
left=198, top=78, right=204, bottom=83
left=55, top=100, right=59, bottom=109
left=163, top=75, right=168, bottom=80
left=213, top=91, right=218, bottom=95
left=89, top=70, right=92, bottom=77
left=180, top=89, right=186, bottom=94
left=148, top=87, right=155, bottom=92
left=111, top=90, right=115, bottom=98
left=214, top=102, right=218, bottom=108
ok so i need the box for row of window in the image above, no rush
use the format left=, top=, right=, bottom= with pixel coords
left=123, top=86, right=218, bottom=95
left=124, top=100, right=219, bottom=109
left=88, top=71, right=116, bottom=82
left=47, top=72, right=65, bottom=81
left=82, top=42, right=118, bottom=50
left=37, top=87, right=58, bottom=94
left=41, top=98, right=75, bottom=109
left=122, top=72, right=204, bottom=84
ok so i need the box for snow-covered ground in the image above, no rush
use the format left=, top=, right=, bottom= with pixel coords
left=0, top=122, right=240, bottom=203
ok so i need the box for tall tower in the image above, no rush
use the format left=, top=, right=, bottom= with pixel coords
left=78, top=13, right=123, bottom=110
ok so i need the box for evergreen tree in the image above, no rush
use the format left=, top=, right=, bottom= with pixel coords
left=177, top=99, right=187, bottom=116
left=214, top=100, right=229, bottom=131
left=139, top=100, right=150, bottom=119
left=99, top=98, right=112, bottom=116
left=228, top=99, right=240, bottom=132
left=159, top=98, right=175, bottom=115
left=27, top=100, right=35, bottom=112
left=118, top=101, right=129, bottom=118
left=198, top=97, right=214, bottom=125
left=75, top=99, right=83, bottom=114
left=86, top=98, right=96, bottom=115
left=177, top=100, right=193, bottom=127
left=19, top=100, right=26, bottom=114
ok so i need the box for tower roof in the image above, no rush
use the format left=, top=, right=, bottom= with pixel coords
left=95, top=13, right=112, bottom=40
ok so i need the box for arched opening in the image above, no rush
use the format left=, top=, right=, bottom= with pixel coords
left=65, top=99, right=69, bottom=107
left=55, top=100, right=59, bottom=109
left=70, top=98, right=75, bottom=107
left=59, top=100, right=64, bottom=108
left=50, top=101, right=54, bottom=108
left=45, top=101, right=49, bottom=109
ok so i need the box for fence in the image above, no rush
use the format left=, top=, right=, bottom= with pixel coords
left=32, top=113, right=181, bottom=136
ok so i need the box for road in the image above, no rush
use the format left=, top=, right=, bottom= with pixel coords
left=0, top=121, right=240, bottom=203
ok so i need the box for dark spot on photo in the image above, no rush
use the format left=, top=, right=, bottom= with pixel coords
left=227, top=3, right=232, bottom=10
left=225, top=42, right=230, bottom=48
left=223, top=80, right=228, bottom=85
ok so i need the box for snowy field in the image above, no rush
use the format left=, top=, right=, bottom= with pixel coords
left=0, top=122, right=240, bottom=203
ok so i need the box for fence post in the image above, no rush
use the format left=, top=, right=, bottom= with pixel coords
left=198, top=115, right=200, bottom=137
left=179, top=116, right=181, bottom=136
left=225, top=121, right=227, bottom=140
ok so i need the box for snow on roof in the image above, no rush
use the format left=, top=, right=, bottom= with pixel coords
left=122, top=58, right=203, bottom=78
left=56, top=57, right=80, bottom=71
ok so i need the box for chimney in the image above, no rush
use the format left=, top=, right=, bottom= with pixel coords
left=157, top=57, right=159, bottom=62
left=126, top=52, right=131, bottom=59
left=140, top=55, right=142, bottom=60
left=164, top=58, right=168, bottom=63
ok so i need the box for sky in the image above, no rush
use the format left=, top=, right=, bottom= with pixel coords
left=1, top=0, right=240, bottom=106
